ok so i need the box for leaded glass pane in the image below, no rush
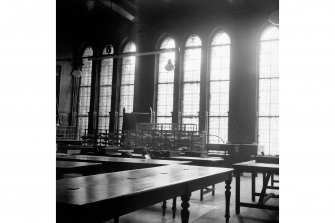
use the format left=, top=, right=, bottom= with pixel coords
left=182, top=83, right=200, bottom=116
left=258, top=26, right=279, bottom=155
left=78, top=47, right=93, bottom=137
left=185, top=35, right=201, bottom=47
left=208, top=117, right=228, bottom=144
left=98, top=45, right=114, bottom=130
left=208, top=32, right=231, bottom=143
left=156, top=37, right=175, bottom=123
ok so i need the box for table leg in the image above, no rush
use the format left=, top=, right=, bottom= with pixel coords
left=225, top=176, right=232, bottom=223
left=212, top=184, right=215, bottom=196
left=235, top=171, right=241, bottom=214
left=271, top=174, right=274, bottom=186
left=200, top=188, right=203, bottom=201
left=258, top=173, right=271, bottom=204
left=252, top=172, right=256, bottom=202
left=114, top=217, right=119, bottom=223
left=162, top=200, right=167, bottom=216
left=172, top=197, right=177, bottom=218
left=181, top=193, right=191, bottom=223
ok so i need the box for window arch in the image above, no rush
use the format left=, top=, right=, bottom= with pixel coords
left=156, top=37, right=176, bottom=124
left=98, top=44, right=114, bottom=131
left=118, top=41, right=136, bottom=129
left=208, top=31, right=231, bottom=143
left=78, top=46, right=93, bottom=137
left=181, top=34, right=202, bottom=130
left=258, top=26, right=279, bottom=155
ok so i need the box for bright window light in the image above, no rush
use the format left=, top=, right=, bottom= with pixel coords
left=208, top=31, right=231, bottom=144
left=98, top=45, right=114, bottom=131
left=156, top=37, right=175, bottom=124
left=119, top=41, right=136, bottom=130
left=181, top=34, right=201, bottom=130
left=258, top=26, right=279, bottom=155
left=78, top=47, right=93, bottom=137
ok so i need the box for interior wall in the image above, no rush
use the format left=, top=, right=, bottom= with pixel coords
left=56, top=6, right=274, bottom=144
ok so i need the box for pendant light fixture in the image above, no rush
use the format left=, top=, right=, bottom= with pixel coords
left=164, top=59, right=175, bottom=71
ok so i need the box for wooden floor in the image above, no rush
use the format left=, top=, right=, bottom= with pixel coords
left=104, top=173, right=279, bottom=223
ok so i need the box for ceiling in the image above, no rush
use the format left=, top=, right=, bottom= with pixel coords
left=57, top=0, right=279, bottom=25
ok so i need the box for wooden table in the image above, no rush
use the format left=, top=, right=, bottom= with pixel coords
left=104, top=151, right=144, bottom=158
left=166, top=156, right=227, bottom=201
left=254, top=155, right=279, bottom=164
left=56, top=161, right=102, bottom=179
left=233, top=160, right=279, bottom=214
left=254, top=155, right=279, bottom=186
left=56, top=154, right=190, bottom=165
left=57, top=165, right=233, bottom=223
left=168, top=156, right=225, bottom=165
left=56, top=139, right=83, bottom=145
left=57, top=144, right=96, bottom=154
left=56, top=154, right=191, bottom=172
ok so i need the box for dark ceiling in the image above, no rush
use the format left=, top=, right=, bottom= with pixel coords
left=57, top=0, right=279, bottom=25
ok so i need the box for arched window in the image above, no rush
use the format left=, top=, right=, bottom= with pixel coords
left=208, top=31, right=231, bottom=143
left=119, top=41, right=136, bottom=129
left=258, top=26, right=279, bottom=155
left=181, top=34, right=202, bottom=130
left=156, top=37, right=176, bottom=124
left=98, top=44, right=114, bottom=131
left=78, top=47, right=93, bottom=137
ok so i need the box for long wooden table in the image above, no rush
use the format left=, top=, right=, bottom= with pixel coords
left=163, top=156, right=227, bottom=201
left=168, top=156, right=226, bottom=166
left=57, top=144, right=96, bottom=154
left=56, top=153, right=191, bottom=174
left=57, top=165, right=233, bottom=223
left=56, top=154, right=189, bottom=165
left=254, top=155, right=279, bottom=164
left=56, top=161, right=102, bottom=179
left=254, top=155, right=279, bottom=186
left=233, top=160, right=279, bottom=214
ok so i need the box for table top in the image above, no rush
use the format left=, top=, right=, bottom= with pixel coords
left=56, top=161, right=102, bottom=169
left=233, top=160, right=279, bottom=173
left=169, top=156, right=225, bottom=162
left=56, top=154, right=191, bottom=165
left=57, top=139, right=82, bottom=143
left=105, top=152, right=144, bottom=158
left=57, top=165, right=233, bottom=206
left=66, top=145, right=95, bottom=149
left=256, top=155, right=279, bottom=158
left=255, top=155, right=279, bottom=164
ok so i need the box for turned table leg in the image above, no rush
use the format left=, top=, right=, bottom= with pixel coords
left=162, top=200, right=167, bottom=216
left=235, top=171, right=241, bottom=214
left=225, top=176, right=232, bottom=223
left=252, top=172, right=256, bottom=202
left=181, top=193, right=191, bottom=223
left=172, top=197, right=177, bottom=218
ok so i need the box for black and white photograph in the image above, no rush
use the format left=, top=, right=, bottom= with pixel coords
left=56, top=1, right=279, bottom=222
left=1, top=0, right=335, bottom=223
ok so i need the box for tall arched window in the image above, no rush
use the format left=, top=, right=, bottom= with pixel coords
left=78, top=47, right=93, bottom=137
left=156, top=37, right=176, bottom=124
left=258, top=26, right=279, bottom=155
left=119, top=41, right=136, bottom=129
left=98, top=44, right=114, bottom=131
left=208, top=31, right=231, bottom=143
left=181, top=34, right=202, bottom=130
